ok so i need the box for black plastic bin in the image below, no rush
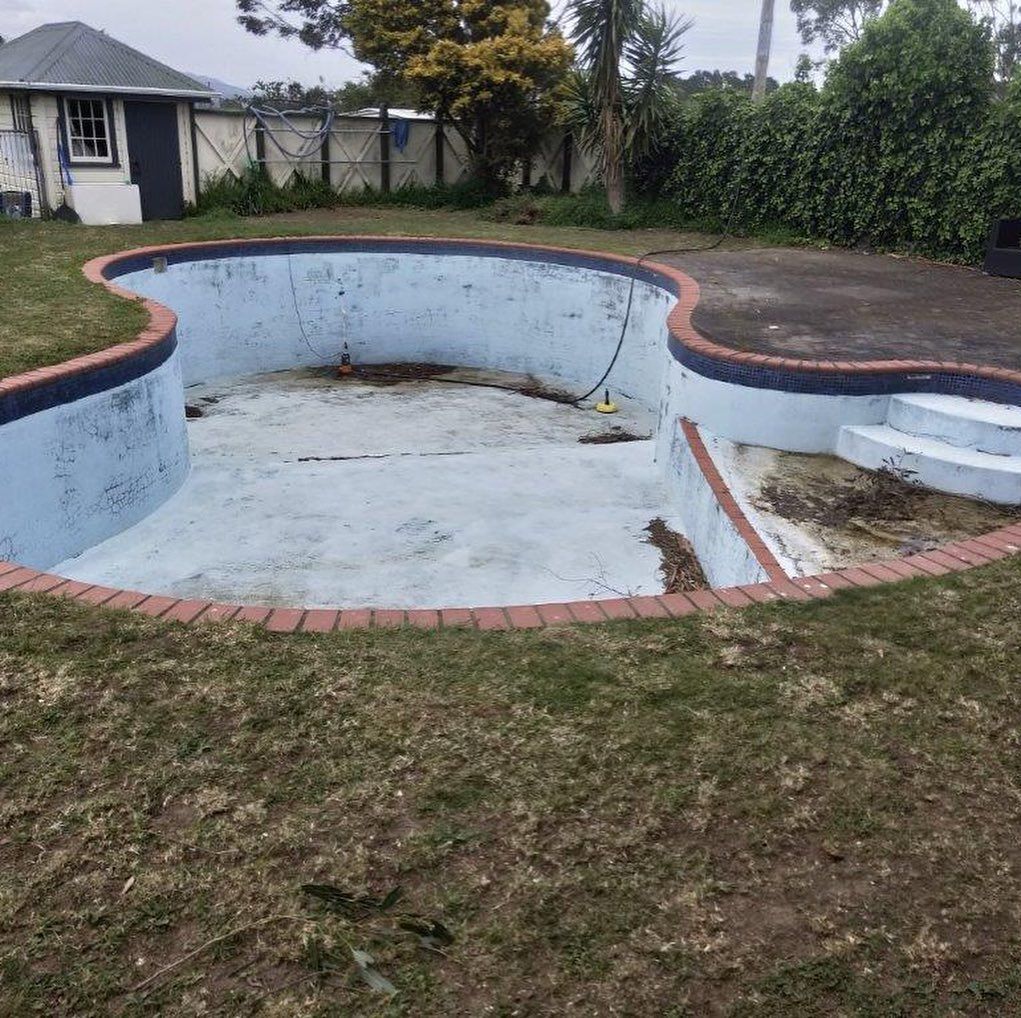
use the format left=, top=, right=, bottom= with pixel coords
left=984, top=218, right=1021, bottom=278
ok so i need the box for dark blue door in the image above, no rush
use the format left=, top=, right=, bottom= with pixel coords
left=124, top=100, right=184, bottom=220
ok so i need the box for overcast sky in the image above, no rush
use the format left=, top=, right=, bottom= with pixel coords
left=1, top=0, right=809, bottom=90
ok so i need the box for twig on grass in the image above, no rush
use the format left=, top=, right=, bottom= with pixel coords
left=130, top=914, right=309, bottom=994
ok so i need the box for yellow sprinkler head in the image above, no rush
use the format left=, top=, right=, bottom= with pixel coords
left=595, top=389, right=619, bottom=415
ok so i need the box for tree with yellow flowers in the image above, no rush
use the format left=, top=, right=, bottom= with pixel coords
left=237, top=0, right=573, bottom=187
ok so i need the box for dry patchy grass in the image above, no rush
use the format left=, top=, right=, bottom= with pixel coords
left=2, top=558, right=1021, bottom=1015
left=3, top=207, right=1021, bottom=1015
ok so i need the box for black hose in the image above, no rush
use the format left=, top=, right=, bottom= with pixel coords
left=319, top=190, right=746, bottom=405
left=569, top=187, right=745, bottom=406
left=346, top=221, right=739, bottom=409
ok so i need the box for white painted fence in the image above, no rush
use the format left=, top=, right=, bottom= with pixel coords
left=192, top=108, right=598, bottom=195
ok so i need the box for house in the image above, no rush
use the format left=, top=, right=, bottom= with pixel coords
left=0, top=21, right=217, bottom=223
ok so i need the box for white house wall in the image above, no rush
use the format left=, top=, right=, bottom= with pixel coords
left=16, top=93, right=195, bottom=215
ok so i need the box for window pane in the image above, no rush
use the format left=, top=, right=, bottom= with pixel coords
left=66, top=99, right=110, bottom=160
left=11, top=95, right=31, bottom=132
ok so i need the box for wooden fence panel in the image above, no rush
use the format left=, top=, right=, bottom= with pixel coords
left=192, top=110, right=252, bottom=185
left=193, top=108, right=596, bottom=196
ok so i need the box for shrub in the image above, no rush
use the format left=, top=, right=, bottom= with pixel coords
left=808, top=0, right=993, bottom=254
left=193, top=168, right=339, bottom=217
left=661, top=0, right=1011, bottom=263
left=193, top=171, right=502, bottom=218
left=950, top=73, right=1021, bottom=262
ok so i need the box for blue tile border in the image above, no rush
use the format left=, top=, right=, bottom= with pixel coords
left=93, top=236, right=1021, bottom=411
left=101, top=237, right=680, bottom=294
left=669, top=337, right=1021, bottom=407
left=0, top=331, right=177, bottom=427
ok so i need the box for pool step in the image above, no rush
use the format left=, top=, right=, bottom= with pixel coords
left=887, top=394, right=1021, bottom=456
left=836, top=423, right=1021, bottom=505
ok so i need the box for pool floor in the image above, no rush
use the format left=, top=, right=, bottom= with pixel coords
left=54, top=368, right=680, bottom=609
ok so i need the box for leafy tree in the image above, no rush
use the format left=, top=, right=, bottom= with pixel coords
left=250, top=80, right=336, bottom=106
left=334, top=73, right=421, bottom=110
left=790, top=0, right=886, bottom=51
left=810, top=0, right=993, bottom=249
left=248, top=75, right=419, bottom=110
left=674, top=69, right=779, bottom=97
left=565, top=0, right=691, bottom=212
left=236, top=0, right=572, bottom=186
left=237, top=0, right=351, bottom=50
left=662, top=0, right=1008, bottom=262
left=964, top=0, right=1020, bottom=88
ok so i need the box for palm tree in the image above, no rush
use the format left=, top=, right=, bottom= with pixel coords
left=566, top=0, right=690, bottom=213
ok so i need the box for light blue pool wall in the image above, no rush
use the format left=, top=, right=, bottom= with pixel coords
left=118, top=252, right=677, bottom=404
left=1, top=244, right=781, bottom=589
left=0, top=354, right=189, bottom=569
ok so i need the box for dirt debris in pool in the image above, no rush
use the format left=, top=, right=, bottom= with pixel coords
left=752, top=450, right=1020, bottom=567
left=644, top=517, right=708, bottom=593
left=578, top=427, right=649, bottom=445
left=345, top=363, right=580, bottom=405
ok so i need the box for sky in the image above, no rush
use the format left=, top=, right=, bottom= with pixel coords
left=0, top=0, right=809, bottom=91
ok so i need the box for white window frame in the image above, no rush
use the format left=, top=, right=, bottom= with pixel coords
left=63, top=97, right=114, bottom=164
left=10, top=94, right=31, bottom=133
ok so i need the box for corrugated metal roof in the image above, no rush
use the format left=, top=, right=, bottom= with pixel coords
left=0, top=22, right=217, bottom=97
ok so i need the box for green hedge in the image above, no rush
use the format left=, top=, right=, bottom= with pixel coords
left=664, top=0, right=1021, bottom=264
left=191, top=168, right=502, bottom=218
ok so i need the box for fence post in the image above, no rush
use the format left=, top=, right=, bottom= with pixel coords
left=255, top=119, right=267, bottom=176
left=435, top=115, right=445, bottom=186
left=321, top=124, right=332, bottom=186
left=561, top=132, right=573, bottom=194
left=379, top=104, right=391, bottom=194
left=28, top=128, right=49, bottom=215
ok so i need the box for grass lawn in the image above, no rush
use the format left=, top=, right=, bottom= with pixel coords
left=2, top=208, right=1021, bottom=1015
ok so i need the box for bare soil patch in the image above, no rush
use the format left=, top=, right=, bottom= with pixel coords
left=755, top=452, right=1019, bottom=563
left=347, top=362, right=581, bottom=405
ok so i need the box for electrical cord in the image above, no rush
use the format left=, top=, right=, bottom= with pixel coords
left=287, top=253, right=338, bottom=365
left=569, top=183, right=746, bottom=405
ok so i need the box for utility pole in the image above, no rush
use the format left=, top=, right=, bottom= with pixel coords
left=752, top=0, right=776, bottom=101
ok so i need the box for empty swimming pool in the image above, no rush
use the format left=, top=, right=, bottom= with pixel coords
left=2, top=236, right=1019, bottom=626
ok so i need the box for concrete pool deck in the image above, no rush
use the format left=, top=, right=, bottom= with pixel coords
left=53, top=369, right=680, bottom=609
left=663, top=246, right=1021, bottom=369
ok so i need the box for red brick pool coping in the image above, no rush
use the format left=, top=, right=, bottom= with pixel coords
left=3, top=526, right=1020, bottom=632
left=0, top=235, right=1017, bottom=633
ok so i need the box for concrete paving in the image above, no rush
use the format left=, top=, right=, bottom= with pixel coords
left=54, top=369, right=680, bottom=608
left=663, top=246, right=1021, bottom=368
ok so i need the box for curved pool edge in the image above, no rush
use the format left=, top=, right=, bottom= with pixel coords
left=2, top=520, right=1019, bottom=631
left=76, top=235, right=1021, bottom=421
left=0, top=234, right=1019, bottom=629
left=72, top=234, right=1021, bottom=406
